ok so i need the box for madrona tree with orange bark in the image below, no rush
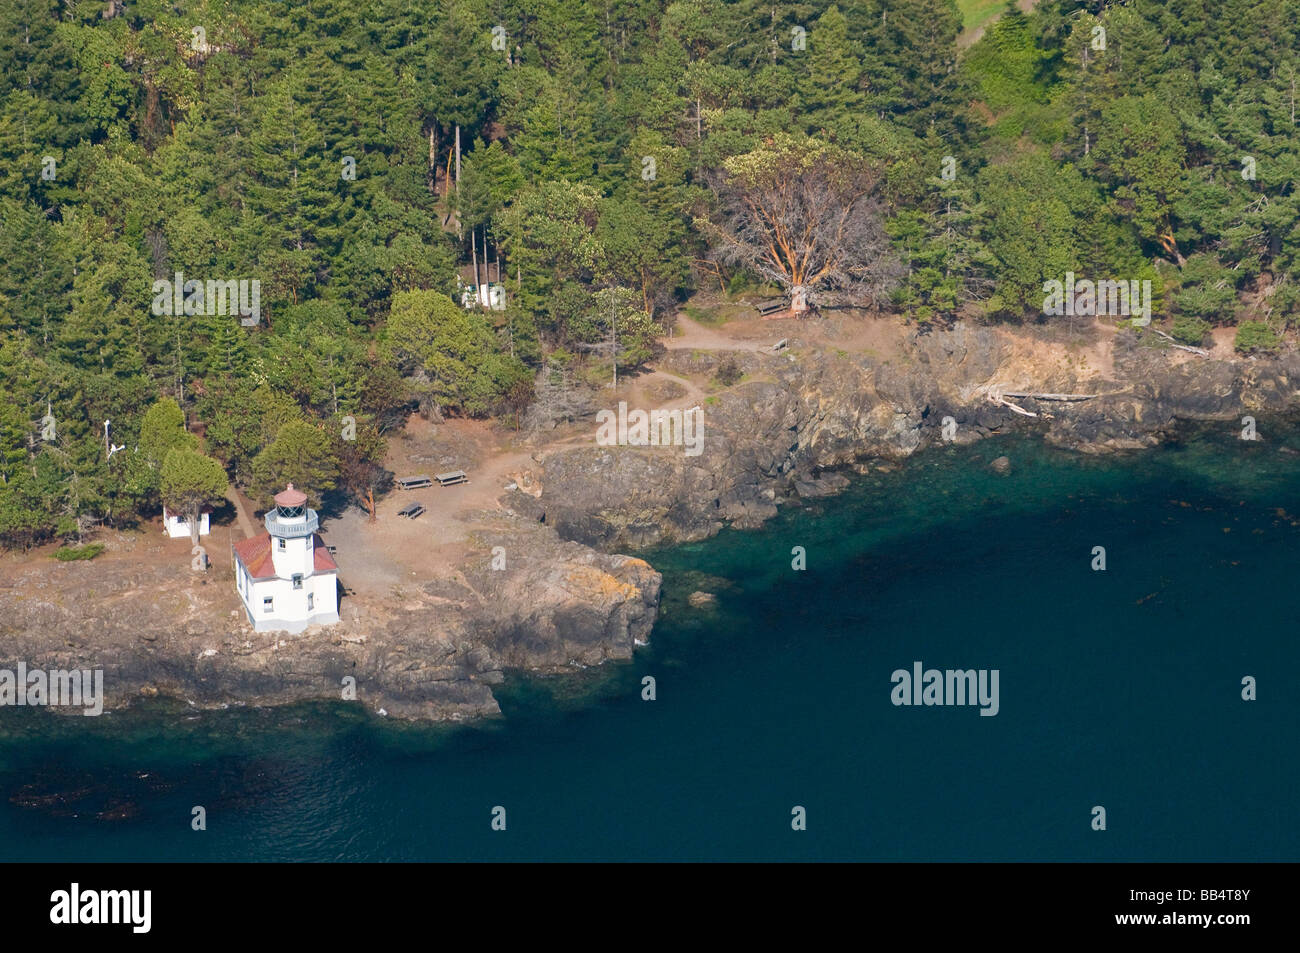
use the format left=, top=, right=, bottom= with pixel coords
left=699, top=135, right=900, bottom=314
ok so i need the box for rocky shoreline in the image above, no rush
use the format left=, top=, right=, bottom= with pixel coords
left=540, top=323, right=1300, bottom=549
left=0, top=506, right=660, bottom=723
left=3, top=322, right=1297, bottom=723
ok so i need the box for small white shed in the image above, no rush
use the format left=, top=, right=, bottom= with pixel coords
left=163, top=505, right=211, bottom=539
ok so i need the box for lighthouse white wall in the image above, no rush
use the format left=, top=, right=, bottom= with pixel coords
left=270, top=532, right=314, bottom=578
left=237, top=570, right=338, bottom=634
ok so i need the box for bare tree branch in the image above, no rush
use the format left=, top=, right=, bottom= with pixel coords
left=697, top=135, right=901, bottom=312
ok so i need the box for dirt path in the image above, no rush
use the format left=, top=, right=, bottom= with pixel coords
left=667, top=306, right=912, bottom=363
left=649, top=369, right=708, bottom=404
left=225, top=485, right=257, bottom=539
left=664, top=314, right=778, bottom=351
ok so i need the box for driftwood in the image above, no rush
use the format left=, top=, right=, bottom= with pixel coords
left=1151, top=327, right=1210, bottom=356
left=1001, top=392, right=1102, bottom=401
left=989, top=395, right=1044, bottom=418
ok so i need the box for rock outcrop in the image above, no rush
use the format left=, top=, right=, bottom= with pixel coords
left=0, top=509, right=660, bottom=722
left=540, top=323, right=1300, bottom=549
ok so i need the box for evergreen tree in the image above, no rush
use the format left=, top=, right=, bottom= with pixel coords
left=249, top=419, right=338, bottom=507
left=160, top=446, right=227, bottom=544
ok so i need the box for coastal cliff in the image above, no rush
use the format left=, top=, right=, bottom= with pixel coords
left=539, top=323, right=1300, bottom=550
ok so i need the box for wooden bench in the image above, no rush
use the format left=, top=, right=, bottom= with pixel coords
left=396, top=475, right=432, bottom=490
left=436, top=470, right=468, bottom=486
left=755, top=298, right=787, bottom=317
left=397, top=503, right=425, bottom=519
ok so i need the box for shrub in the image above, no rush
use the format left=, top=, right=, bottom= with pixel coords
left=1170, top=315, right=1211, bottom=347
left=1234, top=321, right=1281, bottom=354
left=726, top=274, right=750, bottom=295
left=714, top=356, right=743, bottom=387
left=1174, top=255, right=1238, bottom=324
left=1272, top=282, right=1300, bottom=328
left=54, top=543, right=105, bottom=561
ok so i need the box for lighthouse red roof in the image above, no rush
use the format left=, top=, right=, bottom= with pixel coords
left=232, top=532, right=337, bottom=579
left=313, top=538, right=338, bottom=572
left=274, top=483, right=307, bottom=507
left=232, top=533, right=275, bottom=579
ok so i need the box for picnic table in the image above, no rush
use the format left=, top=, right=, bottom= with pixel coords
left=396, top=475, right=432, bottom=490
left=754, top=298, right=787, bottom=317
left=397, top=502, right=425, bottom=518
left=436, top=470, right=468, bottom=486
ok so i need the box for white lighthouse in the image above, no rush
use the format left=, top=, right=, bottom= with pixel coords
left=232, top=483, right=340, bottom=633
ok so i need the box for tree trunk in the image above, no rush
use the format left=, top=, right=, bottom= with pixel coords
left=610, top=290, right=618, bottom=391
left=429, top=124, right=438, bottom=194
left=472, top=228, right=481, bottom=306
left=1159, top=229, right=1187, bottom=267
left=790, top=285, right=809, bottom=314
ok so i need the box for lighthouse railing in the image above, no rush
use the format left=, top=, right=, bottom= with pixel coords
left=264, top=508, right=320, bottom=538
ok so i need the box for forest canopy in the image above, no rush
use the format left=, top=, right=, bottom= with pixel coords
left=1, top=0, right=1298, bottom=548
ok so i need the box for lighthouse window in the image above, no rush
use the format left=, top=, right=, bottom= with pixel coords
left=262, top=596, right=273, bottom=613
left=292, top=574, right=303, bottom=590
left=278, top=538, right=286, bottom=551
left=308, top=593, right=314, bottom=611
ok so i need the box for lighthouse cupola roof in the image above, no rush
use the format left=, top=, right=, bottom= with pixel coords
left=275, top=483, right=308, bottom=508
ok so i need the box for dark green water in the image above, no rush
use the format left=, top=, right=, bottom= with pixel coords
left=1, top=427, right=1296, bottom=861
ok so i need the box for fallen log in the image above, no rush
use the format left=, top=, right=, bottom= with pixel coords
left=1002, top=392, right=1103, bottom=401
left=1151, top=328, right=1210, bottom=356
left=989, top=395, right=1043, bottom=418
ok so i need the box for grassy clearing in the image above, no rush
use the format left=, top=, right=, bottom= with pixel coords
left=683, top=305, right=727, bottom=326
left=958, top=0, right=1010, bottom=32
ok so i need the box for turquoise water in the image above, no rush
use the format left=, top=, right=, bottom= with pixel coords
left=1, top=427, right=1296, bottom=861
